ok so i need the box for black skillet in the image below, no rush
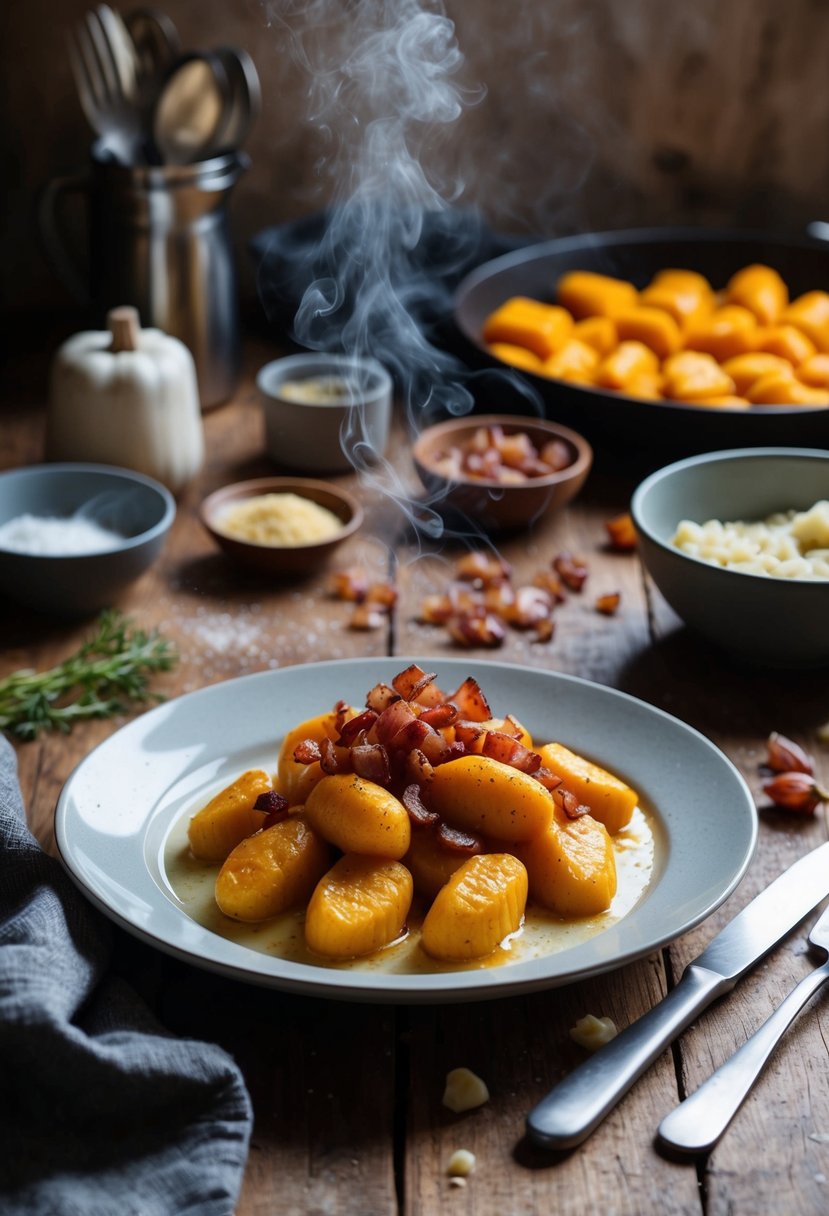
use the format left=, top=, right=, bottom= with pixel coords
left=453, top=227, right=829, bottom=458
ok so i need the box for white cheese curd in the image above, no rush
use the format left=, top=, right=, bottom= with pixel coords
left=569, top=1014, right=618, bottom=1051
left=0, top=513, right=123, bottom=555
left=442, top=1068, right=490, bottom=1113
left=671, top=500, right=829, bottom=579
left=447, top=1149, right=476, bottom=1177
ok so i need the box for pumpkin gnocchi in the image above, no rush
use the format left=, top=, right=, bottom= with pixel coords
left=483, top=264, right=829, bottom=408
left=184, top=666, right=648, bottom=968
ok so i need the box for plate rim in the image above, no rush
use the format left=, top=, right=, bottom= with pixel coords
left=54, top=657, right=758, bottom=1003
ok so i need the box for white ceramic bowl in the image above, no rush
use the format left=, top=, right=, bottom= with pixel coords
left=258, top=353, right=392, bottom=473
left=0, top=463, right=175, bottom=617
left=631, top=447, right=829, bottom=667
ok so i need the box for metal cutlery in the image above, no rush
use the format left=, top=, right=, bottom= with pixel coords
left=68, top=5, right=145, bottom=163
left=526, top=841, right=829, bottom=1150
left=657, top=901, right=829, bottom=1156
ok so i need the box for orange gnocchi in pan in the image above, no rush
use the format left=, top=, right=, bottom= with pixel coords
left=185, top=665, right=646, bottom=969
left=482, top=264, right=829, bottom=408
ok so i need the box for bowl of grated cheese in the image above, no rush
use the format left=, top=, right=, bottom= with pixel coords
left=631, top=447, right=829, bottom=667
left=0, top=462, right=175, bottom=616
left=200, top=476, right=363, bottom=575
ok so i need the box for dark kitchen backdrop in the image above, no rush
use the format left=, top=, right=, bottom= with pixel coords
left=4, top=0, right=829, bottom=320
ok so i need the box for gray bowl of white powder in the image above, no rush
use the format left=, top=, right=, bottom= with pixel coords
left=0, top=463, right=175, bottom=617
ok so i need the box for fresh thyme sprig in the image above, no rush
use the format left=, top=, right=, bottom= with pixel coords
left=0, top=610, right=178, bottom=741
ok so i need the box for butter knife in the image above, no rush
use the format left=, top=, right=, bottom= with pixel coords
left=657, top=900, right=829, bottom=1155
left=527, top=841, right=829, bottom=1150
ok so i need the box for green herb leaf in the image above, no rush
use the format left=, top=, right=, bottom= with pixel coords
left=0, top=610, right=178, bottom=741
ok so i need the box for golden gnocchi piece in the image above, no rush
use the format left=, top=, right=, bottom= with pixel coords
left=305, top=854, right=413, bottom=959
left=304, top=773, right=411, bottom=859
left=514, top=809, right=617, bottom=918
left=537, top=742, right=637, bottom=834
left=187, top=769, right=272, bottom=864
left=277, top=708, right=356, bottom=806
left=420, top=853, right=528, bottom=961
left=215, top=815, right=332, bottom=922
left=427, top=754, right=554, bottom=842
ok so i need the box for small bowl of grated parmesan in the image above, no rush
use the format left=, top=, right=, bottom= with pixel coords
left=200, top=476, right=363, bottom=575
left=0, top=462, right=175, bottom=616
left=631, top=447, right=829, bottom=667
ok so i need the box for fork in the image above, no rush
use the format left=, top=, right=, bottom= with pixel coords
left=658, top=901, right=829, bottom=1156
left=68, top=5, right=144, bottom=164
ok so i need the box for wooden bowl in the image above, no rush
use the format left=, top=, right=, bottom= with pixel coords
left=412, top=414, right=593, bottom=532
left=200, top=477, right=363, bottom=576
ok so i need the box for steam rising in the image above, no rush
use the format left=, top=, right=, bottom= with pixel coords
left=259, top=0, right=540, bottom=537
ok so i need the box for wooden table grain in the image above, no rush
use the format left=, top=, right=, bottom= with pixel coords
left=2, top=333, right=828, bottom=1216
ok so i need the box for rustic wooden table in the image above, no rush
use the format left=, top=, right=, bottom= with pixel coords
left=2, top=333, right=828, bottom=1215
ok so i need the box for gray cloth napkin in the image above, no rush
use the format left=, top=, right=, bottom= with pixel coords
left=0, top=734, right=253, bottom=1216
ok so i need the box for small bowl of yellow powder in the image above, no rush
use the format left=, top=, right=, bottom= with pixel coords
left=200, top=477, right=363, bottom=575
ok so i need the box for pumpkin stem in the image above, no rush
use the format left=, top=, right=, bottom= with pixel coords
left=108, top=306, right=141, bottom=353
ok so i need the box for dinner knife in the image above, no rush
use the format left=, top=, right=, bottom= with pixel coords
left=526, top=840, right=829, bottom=1150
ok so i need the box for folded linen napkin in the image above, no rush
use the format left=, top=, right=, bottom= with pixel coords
left=0, top=734, right=252, bottom=1216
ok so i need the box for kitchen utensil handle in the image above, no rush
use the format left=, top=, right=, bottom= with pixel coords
left=36, top=171, right=91, bottom=306
left=527, top=964, right=729, bottom=1150
left=658, top=960, right=829, bottom=1156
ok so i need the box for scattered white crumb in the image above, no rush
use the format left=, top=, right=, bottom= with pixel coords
left=569, top=1014, right=618, bottom=1051
left=443, top=1067, right=490, bottom=1113
left=449, top=1177, right=467, bottom=1189
left=447, top=1149, right=476, bottom=1177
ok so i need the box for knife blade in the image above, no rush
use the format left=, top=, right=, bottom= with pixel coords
left=526, top=840, right=829, bottom=1150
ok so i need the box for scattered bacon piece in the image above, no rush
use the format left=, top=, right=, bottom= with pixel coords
left=404, top=748, right=436, bottom=787
left=455, top=551, right=512, bottom=586
left=392, top=664, right=439, bottom=703
left=293, top=739, right=322, bottom=765
left=319, top=736, right=352, bottom=775
left=351, top=743, right=391, bottom=785
left=553, top=552, right=589, bottom=592
left=765, top=732, right=814, bottom=775
left=505, top=585, right=553, bottom=630
left=349, top=602, right=387, bottom=631
left=329, top=568, right=368, bottom=602
left=605, top=512, right=637, bottom=552
left=338, top=709, right=378, bottom=746
left=534, top=617, right=555, bottom=643
left=419, top=702, right=458, bottom=729
left=253, top=790, right=290, bottom=827
left=595, top=591, right=621, bottom=616
left=448, top=677, right=492, bottom=723
left=366, top=682, right=400, bottom=713
left=534, top=766, right=564, bottom=793
left=447, top=611, right=507, bottom=648
left=419, top=593, right=453, bottom=624
left=401, top=782, right=439, bottom=825
left=374, top=697, right=419, bottom=744
left=481, top=731, right=542, bottom=774
left=553, top=786, right=591, bottom=818
left=435, top=821, right=484, bottom=854
left=366, top=581, right=398, bottom=608
left=532, top=569, right=567, bottom=603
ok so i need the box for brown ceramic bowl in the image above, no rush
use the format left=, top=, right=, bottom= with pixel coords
left=412, top=414, right=593, bottom=532
left=200, top=477, right=363, bottom=576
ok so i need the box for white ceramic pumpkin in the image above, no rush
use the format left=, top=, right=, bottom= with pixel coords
left=46, top=307, right=205, bottom=493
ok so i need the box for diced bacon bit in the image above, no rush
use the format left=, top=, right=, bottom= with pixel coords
left=293, top=739, right=322, bottom=765
left=329, top=568, right=369, bottom=602
left=448, top=677, right=493, bottom=722
left=483, top=581, right=516, bottom=615
left=505, top=585, right=553, bottom=630
left=447, top=611, right=507, bottom=648
left=436, top=821, right=484, bottom=854
left=366, top=581, right=398, bottom=608
left=374, top=697, right=420, bottom=744
left=605, top=512, right=637, bottom=552
left=455, top=551, right=512, bottom=586
left=452, top=720, right=486, bottom=750
left=404, top=750, right=435, bottom=789
left=532, top=569, right=567, bottom=604
left=401, top=782, right=439, bottom=825
left=534, top=616, right=555, bottom=643
left=553, top=786, right=591, bottom=819
left=366, top=682, right=401, bottom=713
left=338, top=709, right=379, bottom=746
left=419, top=593, right=454, bottom=624
left=332, top=700, right=352, bottom=734
left=595, top=591, right=621, bottom=616
left=481, top=731, right=542, bottom=774
left=419, top=702, right=459, bottom=729
left=533, top=766, right=564, bottom=792
left=392, top=664, right=439, bottom=702
left=349, top=602, right=387, bottom=631
left=351, top=743, right=391, bottom=785
left=553, top=551, right=589, bottom=592
left=253, top=790, right=291, bottom=827
left=540, top=439, right=573, bottom=472
left=319, top=736, right=353, bottom=775
left=418, top=728, right=455, bottom=766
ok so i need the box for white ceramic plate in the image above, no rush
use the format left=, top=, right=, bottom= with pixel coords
left=55, top=658, right=757, bottom=1003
